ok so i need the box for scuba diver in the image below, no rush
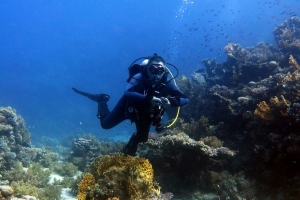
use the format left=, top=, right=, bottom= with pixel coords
left=72, top=53, right=188, bottom=156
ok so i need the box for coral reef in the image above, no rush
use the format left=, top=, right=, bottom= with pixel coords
left=274, top=16, right=300, bottom=55
left=215, top=175, right=257, bottom=199
left=52, top=161, right=78, bottom=177
left=11, top=181, right=62, bottom=199
left=11, top=181, right=40, bottom=199
left=77, top=154, right=162, bottom=200
left=225, top=42, right=283, bottom=67
left=3, top=15, right=300, bottom=200
left=0, top=107, right=31, bottom=146
left=136, top=131, right=235, bottom=198
left=0, top=107, right=37, bottom=173
left=289, top=54, right=300, bottom=70
left=145, top=131, right=235, bottom=157
left=209, top=84, right=234, bottom=98
left=204, top=42, right=283, bottom=87
left=167, top=15, right=300, bottom=199
left=0, top=117, right=67, bottom=199
left=0, top=109, right=123, bottom=200
left=201, top=136, right=223, bottom=148
left=6, top=162, right=52, bottom=188
left=72, top=137, right=95, bottom=157
left=70, top=134, right=124, bottom=171
left=254, top=101, right=273, bottom=123
left=1, top=161, right=63, bottom=199
left=254, top=95, right=291, bottom=125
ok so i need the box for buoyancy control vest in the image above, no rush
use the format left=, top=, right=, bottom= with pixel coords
left=126, top=53, right=181, bottom=130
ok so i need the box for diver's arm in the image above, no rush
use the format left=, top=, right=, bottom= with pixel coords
left=123, top=74, right=151, bottom=103
left=123, top=89, right=147, bottom=102
left=166, top=81, right=189, bottom=106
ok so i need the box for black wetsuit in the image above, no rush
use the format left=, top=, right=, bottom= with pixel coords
left=100, top=72, right=188, bottom=155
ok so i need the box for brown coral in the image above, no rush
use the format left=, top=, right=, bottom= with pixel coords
left=282, top=71, right=300, bottom=83
left=254, top=101, right=273, bottom=122
left=201, top=136, right=224, bottom=148
left=270, top=95, right=290, bottom=116
left=270, top=95, right=290, bottom=109
left=78, top=173, right=95, bottom=200
left=179, top=118, right=203, bottom=137
left=107, top=197, right=120, bottom=200
left=200, top=116, right=209, bottom=127
left=77, top=154, right=160, bottom=200
left=289, top=55, right=300, bottom=70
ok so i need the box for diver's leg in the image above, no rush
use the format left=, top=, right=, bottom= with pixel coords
left=96, top=94, right=111, bottom=119
left=72, top=87, right=110, bottom=102
left=122, top=132, right=139, bottom=156
left=135, top=119, right=152, bottom=143
left=99, top=98, right=128, bottom=129
left=97, top=102, right=110, bottom=120
left=122, top=119, right=151, bottom=156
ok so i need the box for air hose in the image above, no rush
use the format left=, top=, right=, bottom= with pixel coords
left=165, top=66, right=180, bottom=128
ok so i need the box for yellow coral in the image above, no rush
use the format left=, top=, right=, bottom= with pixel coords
left=135, top=159, right=154, bottom=182
left=78, top=173, right=95, bottom=200
left=283, top=71, right=300, bottom=83
left=270, top=96, right=280, bottom=107
left=254, top=101, right=273, bottom=122
left=270, top=95, right=290, bottom=108
left=280, top=95, right=290, bottom=108
left=107, top=197, right=119, bottom=200
left=255, top=96, right=291, bottom=122
left=270, top=95, right=290, bottom=116
left=78, top=154, right=160, bottom=200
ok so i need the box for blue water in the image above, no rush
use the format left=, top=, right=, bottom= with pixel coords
left=0, top=0, right=299, bottom=142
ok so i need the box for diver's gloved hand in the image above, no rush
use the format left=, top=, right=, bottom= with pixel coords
left=151, top=96, right=170, bottom=106
left=160, top=97, right=170, bottom=106
left=151, top=96, right=161, bottom=104
left=167, top=96, right=180, bottom=106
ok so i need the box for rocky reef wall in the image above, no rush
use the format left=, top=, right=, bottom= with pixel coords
left=153, top=16, right=300, bottom=199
